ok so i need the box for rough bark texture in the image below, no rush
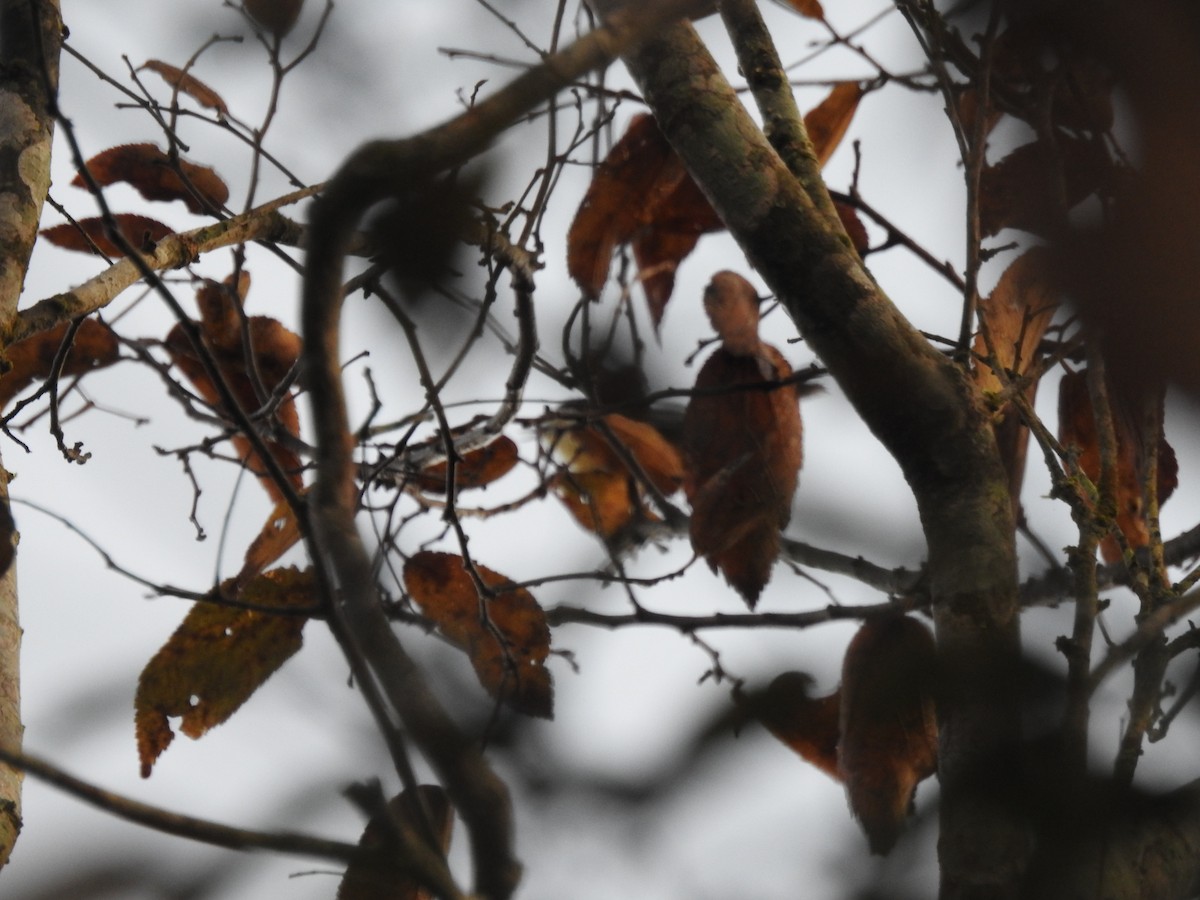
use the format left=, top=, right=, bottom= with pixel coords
left=609, top=13, right=1029, bottom=897
left=0, top=0, right=61, bottom=868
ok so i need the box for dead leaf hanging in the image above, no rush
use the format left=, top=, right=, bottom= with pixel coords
left=135, top=566, right=315, bottom=777
left=403, top=551, right=553, bottom=718
left=750, top=671, right=841, bottom=780
left=838, top=615, right=938, bottom=856
left=140, top=60, right=229, bottom=116
left=0, top=319, right=120, bottom=410
left=41, top=214, right=173, bottom=257
left=682, top=272, right=802, bottom=607
left=165, top=273, right=305, bottom=502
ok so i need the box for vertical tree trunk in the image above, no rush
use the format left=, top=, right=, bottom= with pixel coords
left=0, top=0, right=63, bottom=868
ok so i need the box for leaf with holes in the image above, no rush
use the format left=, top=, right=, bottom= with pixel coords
left=403, top=551, right=552, bottom=718
left=135, top=567, right=314, bottom=777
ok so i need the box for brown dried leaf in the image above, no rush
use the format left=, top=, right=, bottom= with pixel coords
left=833, top=201, right=870, bottom=256
left=404, top=552, right=553, bottom=718
left=545, top=413, right=683, bottom=537
left=135, top=567, right=314, bottom=777
left=413, top=435, right=519, bottom=494
left=166, top=273, right=304, bottom=502
left=238, top=494, right=303, bottom=585
left=337, top=786, right=453, bottom=900
left=40, top=214, right=173, bottom=256
left=73, top=143, right=230, bottom=215
left=245, top=0, right=304, bottom=37
left=838, top=615, right=938, bottom=856
left=804, top=82, right=864, bottom=167
left=1058, top=369, right=1177, bottom=563
left=140, top=60, right=229, bottom=115
left=973, top=249, right=1060, bottom=511
left=683, top=273, right=802, bottom=607
left=0, top=319, right=120, bottom=410
left=567, top=114, right=722, bottom=327
left=979, top=136, right=1112, bottom=237
left=779, top=0, right=824, bottom=19
left=750, top=672, right=841, bottom=780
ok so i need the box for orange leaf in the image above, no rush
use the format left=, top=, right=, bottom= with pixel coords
left=140, top=60, right=229, bottom=115
left=238, top=493, right=303, bottom=585
left=403, top=551, right=553, bottom=718
left=245, top=0, right=304, bottom=37
left=1057, top=369, right=1176, bottom=563
left=804, top=82, right=864, bottom=167
left=73, top=143, right=229, bottom=215
left=0, top=319, right=120, bottom=410
left=750, top=672, right=841, bottom=780
left=838, top=615, right=938, bottom=856
left=683, top=272, right=802, bottom=607
left=337, top=785, right=453, bottom=900
left=135, top=567, right=314, bottom=777
left=165, top=273, right=304, bottom=502
left=973, top=249, right=1060, bottom=511
left=40, top=214, right=173, bottom=256
left=413, top=435, right=519, bottom=493
left=979, top=136, right=1111, bottom=237
left=543, top=412, right=683, bottom=537
left=779, top=0, right=824, bottom=19
left=567, top=115, right=722, bottom=328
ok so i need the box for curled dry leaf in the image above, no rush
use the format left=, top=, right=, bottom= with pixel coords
left=683, top=272, right=802, bottom=607
left=973, top=248, right=1060, bottom=514
left=237, top=491, right=304, bottom=586
left=73, top=143, right=230, bottom=215
left=0, top=318, right=120, bottom=410
left=804, top=82, right=864, bottom=168
left=838, top=615, right=938, bottom=856
left=140, top=60, right=229, bottom=115
left=245, top=0, right=304, bottom=37
left=165, top=273, right=305, bottom=503
left=1058, top=369, right=1177, bottom=563
left=337, top=785, right=454, bottom=900
left=411, top=434, right=519, bottom=494
left=135, top=567, right=315, bottom=777
left=749, top=672, right=841, bottom=780
left=403, top=551, right=553, bottom=718
left=544, top=412, right=683, bottom=538
left=40, top=214, right=173, bottom=256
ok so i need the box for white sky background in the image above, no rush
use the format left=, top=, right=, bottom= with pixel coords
left=6, top=1, right=1200, bottom=898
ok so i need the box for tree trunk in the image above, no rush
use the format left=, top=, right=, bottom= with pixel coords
left=0, top=0, right=62, bottom=868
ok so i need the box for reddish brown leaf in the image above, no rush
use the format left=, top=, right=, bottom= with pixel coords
left=73, top=143, right=229, bottom=215
left=833, top=201, right=869, bottom=256
left=751, top=672, right=841, bottom=780
left=238, top=493, right=304, bottom=586
left=165, top=273, right=304, bottom=502
left=403, top=552, right=553, bottom=718
left=779, top=0, right=824, bottom=19
left=979, top=136, right=1112, bottom=237
left=245, top=0, right=304, bottom=37
left=135, top=567, right=314, bottom=777
left=337, top=785, right=453, bottom=900
left=0, top=319, right=120, bottom=410
left=140, top=60, right=229, bottom=115
left=413, top=435, right=519, bottom=493
left=683, top=272, right=802, bottom=607
left=804, top=82, right=864, bottom=167
left=567, top=114, right=722, bottom=328
left=838, top=615, right=938, bottom=856
left=544, top=412, right=683, bottom=537
left=1058, top=369, right=1176, bottom=563
left=973, top=249, right=1060, bottom=512
left=40, top=214, right=173, bottom=256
